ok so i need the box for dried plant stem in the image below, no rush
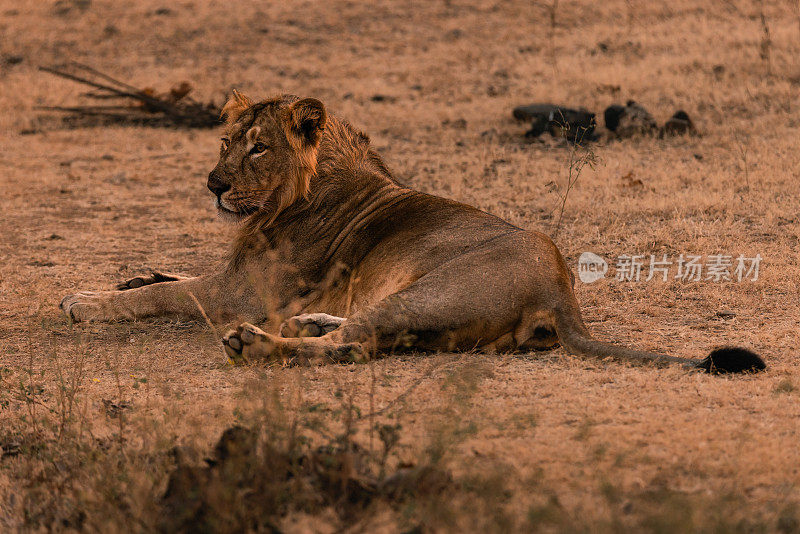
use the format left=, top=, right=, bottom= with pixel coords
left=758, top=0, right=772, bottom=75
left=548, top=0, right=559, bottom=74
left=553, top=129, right=597, bottom=238
left=734, top=132, right=751, bottom=191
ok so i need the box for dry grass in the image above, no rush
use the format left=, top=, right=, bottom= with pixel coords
left=2, top=0, right=800, bottom=531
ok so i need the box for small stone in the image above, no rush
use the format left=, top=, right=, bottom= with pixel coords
left=604, top=101, right=657, bottom=137
left=662, top=110, right=697, bottom=136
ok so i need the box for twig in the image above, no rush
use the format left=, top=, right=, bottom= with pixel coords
left=552, top=113, right=598, bottom=238
left=355, top=355, right=461, bottom=421
left=733, top=131, right=751, bottom=192
left=187, top=292, right=230, bottom=363
left=69, top=62, right=143, bottom=93
left=758, top=0, right=772, bottom=76
left=38, top=63, right=221, bottom=128
left=547, top=0, right=559, bottom=75
left=39, top=65, right=171, bottom=112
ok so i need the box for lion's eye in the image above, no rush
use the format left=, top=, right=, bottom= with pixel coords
left=220, top=138, right=230, bottom=151
left=250, top=142, right=268, bottom=155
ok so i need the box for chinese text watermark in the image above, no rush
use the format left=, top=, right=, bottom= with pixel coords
left=578, top=253, right=762, bottom=283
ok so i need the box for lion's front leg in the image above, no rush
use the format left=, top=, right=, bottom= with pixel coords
left=60, top=290, right=138, bottom=322
left=60, top=273, right=252, bottom=323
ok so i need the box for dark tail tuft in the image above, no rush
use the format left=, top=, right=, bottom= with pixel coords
left=696, top=347, right=766, bottom=374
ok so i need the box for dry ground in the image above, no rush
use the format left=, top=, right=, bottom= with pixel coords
left=2, top=0, right=800, bottom=531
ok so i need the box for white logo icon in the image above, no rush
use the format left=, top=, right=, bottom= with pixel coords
left=578, top=252, right=608, bottom=283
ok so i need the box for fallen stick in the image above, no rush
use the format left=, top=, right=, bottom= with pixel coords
left=38, top=63, right=221, bottom=128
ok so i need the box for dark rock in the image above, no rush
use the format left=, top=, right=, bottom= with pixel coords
left=604, top=100, right=658, bottom=138
left=513, top=103, right=559, bottom=122
left=662, top=109, right=698, bottom=136
left=371, top=94, right=396, bottom=103
left=603, top=104, right=626, bottom=132
left=513, top=103, right=596, bottom=143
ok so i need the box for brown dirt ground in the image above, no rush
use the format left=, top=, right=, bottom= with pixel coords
left=2, top=0, right=800, bottom=532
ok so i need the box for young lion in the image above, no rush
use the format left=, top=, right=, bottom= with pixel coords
left=60, top=92, right=765, bottom=373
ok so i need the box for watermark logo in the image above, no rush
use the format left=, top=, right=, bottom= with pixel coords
left=577, top=253, right=762, bottom=283
left=578, top=252, right=609, bottom=283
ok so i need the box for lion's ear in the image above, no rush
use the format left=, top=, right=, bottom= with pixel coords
left=287, top=98, right=326, bottom=146
left=221, top=89, right=254, bottom=127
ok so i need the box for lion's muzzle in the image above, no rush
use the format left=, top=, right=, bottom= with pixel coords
left=207, top=171, right=231, bottom=197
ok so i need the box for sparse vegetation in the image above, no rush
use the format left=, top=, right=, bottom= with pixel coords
left=758, top=0, right=773, bottom=75
left=552, top=132, right=598, bottom=238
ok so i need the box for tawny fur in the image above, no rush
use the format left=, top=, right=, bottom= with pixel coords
left=60, top=93, right=764, bottom=373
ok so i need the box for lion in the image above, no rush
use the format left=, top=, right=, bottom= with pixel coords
left=60, top=91, right=765, bottom=374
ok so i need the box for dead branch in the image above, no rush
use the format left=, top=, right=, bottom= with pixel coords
left=38, top=63, right=221, bottom=128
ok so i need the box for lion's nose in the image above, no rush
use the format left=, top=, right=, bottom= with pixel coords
left=207, top=172, right=231, bottom=197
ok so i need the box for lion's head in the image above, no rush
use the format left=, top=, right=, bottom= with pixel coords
left=207, top=91, right=327, bottom=222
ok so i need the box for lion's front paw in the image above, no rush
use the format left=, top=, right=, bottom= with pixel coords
left=60, top=291, right=116, bottom=322
left=222, top=323, right=280, bottom=365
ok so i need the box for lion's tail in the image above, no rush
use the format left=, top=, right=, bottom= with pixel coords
left=552, top=306, right=766, bottom=374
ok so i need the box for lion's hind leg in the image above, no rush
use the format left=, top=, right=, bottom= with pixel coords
left=279, top=313, right=346, bottom=338
left=223, top=236, right=552, bottom=364
left=223, top=322, right=366, bottom=366
left=116, top=271, right=191, bottom=290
